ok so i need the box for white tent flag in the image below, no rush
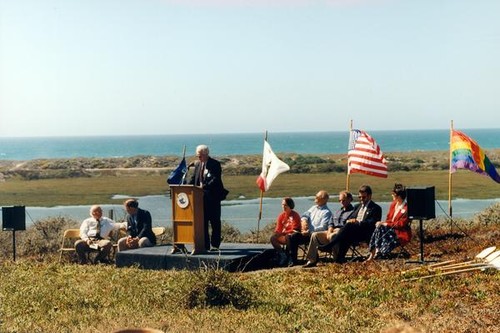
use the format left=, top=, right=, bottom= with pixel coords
left=256, top=140, right=290, bottom=192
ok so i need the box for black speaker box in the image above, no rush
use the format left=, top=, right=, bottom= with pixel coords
left=406, top=186, right=435, bottom=220
left=2, top=206, right=26, bottom=231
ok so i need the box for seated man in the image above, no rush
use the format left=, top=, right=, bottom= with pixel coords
left=319, top=184, right=382, bottom=263
left=75, top=205, right=126, bottom=264
left=286, top=190, right=332, bottom=266
left=117, top=199, right=156, bottom=251
left=303, top=190, right=354, bottom=268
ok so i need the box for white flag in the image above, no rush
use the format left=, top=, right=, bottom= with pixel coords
left=256, top=140, right=290, bottom=192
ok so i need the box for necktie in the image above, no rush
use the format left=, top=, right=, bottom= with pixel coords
left=130, top=215, right=136, bottom=234
left=95, top=218, right=101, bottom=239
left=199, top=163, right=205, bottom=186
left=356, top=205, right=366, bottom=222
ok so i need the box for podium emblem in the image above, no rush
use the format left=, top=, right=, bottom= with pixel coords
left=176, top=192, right=189, bottom=209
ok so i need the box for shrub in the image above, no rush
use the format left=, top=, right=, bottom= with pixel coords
left=19, top=216, right=79, bottom=259
left=178, top=268, right=254, bottom=309
left=0, top=216, right=79, bottom=261
left=221, top=222, right=242, bottom=243
left=473, top=202, right=500, bottom=226
left=244, top=221, right=275, bottom=244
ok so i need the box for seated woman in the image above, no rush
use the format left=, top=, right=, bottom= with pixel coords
left=366, top=183, right=411, bottom=261
left=270, top=197, right=301, bottom=266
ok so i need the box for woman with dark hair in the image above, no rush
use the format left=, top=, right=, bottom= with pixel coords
left=366, top=183, right=411, bottom=261
left=270, top=197, right=301, bottom=266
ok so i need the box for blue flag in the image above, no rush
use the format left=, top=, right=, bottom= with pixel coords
left=167, top=157, right=187, bottom=184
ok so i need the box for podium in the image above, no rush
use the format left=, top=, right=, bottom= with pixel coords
left=170, top=185, right=206, bottom=254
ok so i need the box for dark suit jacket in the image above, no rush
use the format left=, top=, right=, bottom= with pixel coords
left=189, top=157, right=228, bottom=201
left=126, top=208, right=156, bottom=244
left=350, top=200, right=383, bottom=240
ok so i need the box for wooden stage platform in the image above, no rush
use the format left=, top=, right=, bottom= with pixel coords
left=115, top=243, right=275, bottom=272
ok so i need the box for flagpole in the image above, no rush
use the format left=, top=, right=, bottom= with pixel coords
left=346, top=119, right=353, bottom=191
left=448, top=120, right=454, bottom=218
left=180, top=145, right=189, bottom=184
left=256, top=131, right=268, bottom=243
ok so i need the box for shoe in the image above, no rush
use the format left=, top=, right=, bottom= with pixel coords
left=302, top=261, right=317, bottom=268
left=95, top=258, right=111, bottom=265
left=364, top=255, right=374, bottom=263
left=287, top=258, right=295, bottom=267
left=171, top=245, right=187, bottom=254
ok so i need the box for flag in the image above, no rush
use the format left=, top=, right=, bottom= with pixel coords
left=167, top=157, right=187, bottom=185
left=256, top=140, right=290, bottom=192
left=450, top=130, right=500, bottom=183
left=347, top=129, right=388, bottom=178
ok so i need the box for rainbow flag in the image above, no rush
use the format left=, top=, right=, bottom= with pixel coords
left=450, top=130, right=500, bottom=183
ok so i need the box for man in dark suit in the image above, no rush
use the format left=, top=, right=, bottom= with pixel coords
left=189, top=144, right=228, bottom=251
left=319, top=184, right=382, bottom=263
left=117, top=199, right=156, bottom=251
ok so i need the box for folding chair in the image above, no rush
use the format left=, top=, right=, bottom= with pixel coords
left=317, top=246, right=334, bottom=263
left=59, top=229, right=80, bottom=262
left=389, top=220, right=414, bottom=259
left=396, top=220, right=414, bottom=259
left=395, top=245, right=412, bottom=259
left=347, top=242, right=368, bottom=262
left=152, top=227, right=166, bottom=236
left=297, top=243, right=309, bottom=262
left=152, top=227, right=167, bottom=245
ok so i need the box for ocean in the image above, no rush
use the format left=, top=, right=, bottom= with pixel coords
left=0, top=128, right=499, bottom=160
left=1, top=129, right=499, bottom=231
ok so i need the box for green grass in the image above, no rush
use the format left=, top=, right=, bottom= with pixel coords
left=1, top=254, right=498, bottom=333
left=0, top=204, right=499, bottom=332
left=0, top=169, right=498, bottom=207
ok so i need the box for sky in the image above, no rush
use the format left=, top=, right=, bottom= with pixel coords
left=1, top=0, right=499, bottom=137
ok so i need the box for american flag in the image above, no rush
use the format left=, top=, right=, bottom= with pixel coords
left=347, top=129, right=388, bottom=178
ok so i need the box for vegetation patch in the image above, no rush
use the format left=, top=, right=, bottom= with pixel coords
left=177, top=268, right=255, bottom=310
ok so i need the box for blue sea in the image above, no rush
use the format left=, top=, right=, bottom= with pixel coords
left=0, top=128, right=499, bottom=160
left=1, top=129, right=499, bottom=231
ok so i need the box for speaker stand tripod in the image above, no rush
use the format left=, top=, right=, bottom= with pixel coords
left=406, top=219, right=438, bottom=264
left=3, top=228, right=17, bottom=261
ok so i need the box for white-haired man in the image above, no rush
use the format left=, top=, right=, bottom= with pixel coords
left=75, top=205, right=126, bottom=264
left=188, top=144, right=228, bottom=252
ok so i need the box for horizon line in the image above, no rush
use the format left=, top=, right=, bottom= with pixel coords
left=1, top=127, right=499, bottom=139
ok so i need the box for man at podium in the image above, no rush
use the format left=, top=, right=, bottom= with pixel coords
left=188, top=144, right=228, bottom=251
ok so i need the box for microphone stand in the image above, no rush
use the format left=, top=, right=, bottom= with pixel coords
left=181, top=163, right=194, bottom=184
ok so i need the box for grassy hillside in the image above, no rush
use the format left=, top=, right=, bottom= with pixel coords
left=0, top=203, right=499, bottom=332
